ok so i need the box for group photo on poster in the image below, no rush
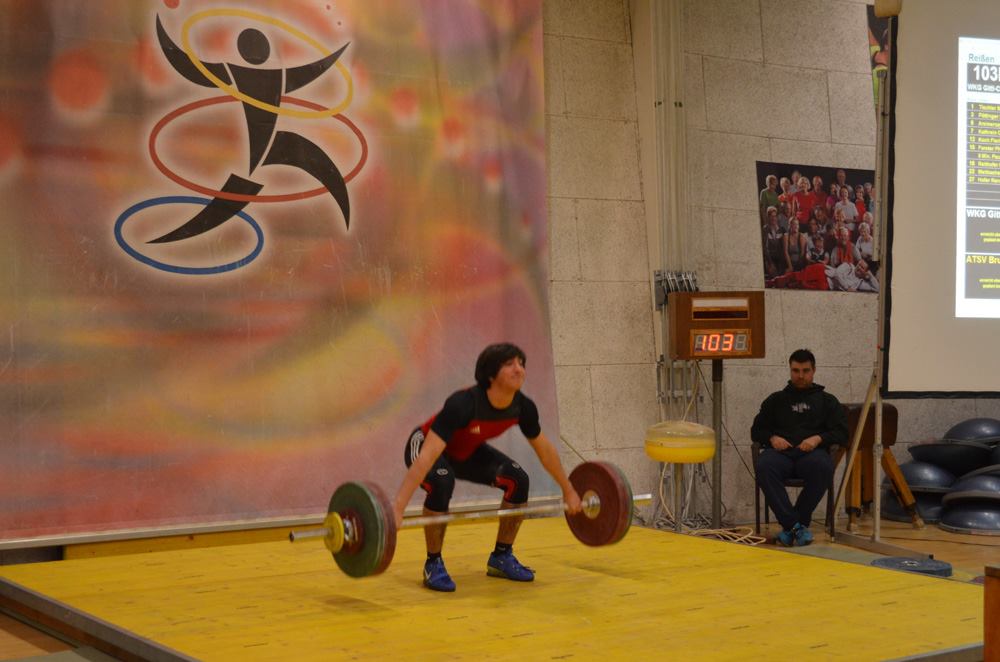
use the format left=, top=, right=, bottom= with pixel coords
left=757, top=161, right=879, bottom=293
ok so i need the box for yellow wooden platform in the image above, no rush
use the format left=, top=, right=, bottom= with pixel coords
left=0, top=519, right=984, bottom=660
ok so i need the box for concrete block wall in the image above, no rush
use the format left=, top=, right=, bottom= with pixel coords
left=681, top=0, right=1000, bottom=521
left=544, top=0, right=1000, bottom=524
left=543, top=0, right=662, bottom=498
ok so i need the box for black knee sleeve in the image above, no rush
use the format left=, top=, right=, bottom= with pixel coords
left=421, top=465, right=455, bottom=512
left=494, top=459, right=529, bottom=504
left=403, top=428, right=455, bottom=512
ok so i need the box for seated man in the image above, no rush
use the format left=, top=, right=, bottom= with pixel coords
left=393, top=342, right=582, bottom=592
left=751, top=349, right=848, bottom=546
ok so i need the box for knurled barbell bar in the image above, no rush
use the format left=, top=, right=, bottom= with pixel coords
left=289, top=461, right=650, bottom=578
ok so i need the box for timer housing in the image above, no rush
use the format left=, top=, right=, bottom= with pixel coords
left=667, top=291, right=766, bottom=360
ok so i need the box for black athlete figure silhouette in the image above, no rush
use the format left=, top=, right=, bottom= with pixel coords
left=153, top=16, right=350, bottom=243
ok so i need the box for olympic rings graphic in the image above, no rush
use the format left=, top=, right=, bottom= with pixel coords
left=114, top=196, right=264, bottom=275
left=148, top=95, right=368, bottom=203
left=180, top=8, right=353, bottom=119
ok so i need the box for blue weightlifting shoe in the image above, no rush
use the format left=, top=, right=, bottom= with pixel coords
left=792, top=523, right=814, bottom=547
left=423, top=557, right=456, bottom=592
left=774, top=528, right=795, bottom=547
left=486, top=550, right=535, bottom=582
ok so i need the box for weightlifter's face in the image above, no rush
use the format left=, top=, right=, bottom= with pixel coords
left=789, top=361, right=815, bottom=389
left=491, top=356, right=525, bottom=393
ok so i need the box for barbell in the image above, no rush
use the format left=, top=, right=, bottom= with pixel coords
left=289, top=461, right=650, bottom=578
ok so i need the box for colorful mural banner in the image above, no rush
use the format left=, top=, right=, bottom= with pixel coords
left=0, top=0, right=553, bottom=540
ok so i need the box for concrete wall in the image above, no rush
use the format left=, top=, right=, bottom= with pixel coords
left=544, top=0, right=1000, bottom=524
left=543, top=0, right=663, bottom=498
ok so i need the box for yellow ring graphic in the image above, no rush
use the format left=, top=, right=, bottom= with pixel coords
left=180, top=8, right=353, bottom=119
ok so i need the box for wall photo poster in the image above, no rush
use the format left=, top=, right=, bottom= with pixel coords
left=0, top=0, right=553, bottom=541
left=757, top=161, right=879, bottom=293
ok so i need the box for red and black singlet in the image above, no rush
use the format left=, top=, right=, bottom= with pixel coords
left=420, top=385, right=541, bottom=461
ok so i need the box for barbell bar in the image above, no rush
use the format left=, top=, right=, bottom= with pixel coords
left=289, top=461, right=648, bottom=578
left=290, top=491, right=653, bottom=543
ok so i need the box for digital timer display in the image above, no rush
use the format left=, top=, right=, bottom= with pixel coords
left=691, top=331, right=751, bottom=356
left=667, top=291, right=764, bottom=360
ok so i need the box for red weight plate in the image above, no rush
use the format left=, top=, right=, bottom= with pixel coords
left=370, top=482, right=397, bottom=575
left=605, top=462, right=634, bottom=544
left=564, top=461, right=632, bottom=546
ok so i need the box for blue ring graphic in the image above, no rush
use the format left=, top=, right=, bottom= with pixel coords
left=114, top=196, right=264, bottom=275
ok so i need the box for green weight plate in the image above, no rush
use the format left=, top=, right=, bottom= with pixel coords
left=328, top=481, right=396, bottom=578
left=564, top=461, right=632, bottom=546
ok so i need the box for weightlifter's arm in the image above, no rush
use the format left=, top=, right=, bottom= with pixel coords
left=526, top=432, right=582, bottom=514
left=393, top=431, right=447, bottom=527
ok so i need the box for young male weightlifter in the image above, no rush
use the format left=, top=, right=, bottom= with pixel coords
left=393, top=343, right=582, bottom=592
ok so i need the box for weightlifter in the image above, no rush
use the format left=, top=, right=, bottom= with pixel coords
left=393, top=343, right=582, bottom=592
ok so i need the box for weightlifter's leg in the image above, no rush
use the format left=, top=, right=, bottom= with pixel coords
left=496, top=502, right=523, bottom=546
left=423, top=509, right=447, bottom=554
left=420, top=499, right=455, bottom=591
left=404, top=428, right=456, bottom=591
left=457, top=445, right=535, bottom=581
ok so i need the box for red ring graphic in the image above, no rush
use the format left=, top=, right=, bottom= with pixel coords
left=148, top=95, right=368, bottom=203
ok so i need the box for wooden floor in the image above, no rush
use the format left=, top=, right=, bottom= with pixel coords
left=0, top=517, right=986, bottom=661
left=0, top=612, right=70, bottom=660
left=850, top=519, right=1000, bottom=576
left=758, top=517, right=1000, bottom=578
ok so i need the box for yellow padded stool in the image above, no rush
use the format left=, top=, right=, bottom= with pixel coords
left=645, top=421, right=715, bottom=532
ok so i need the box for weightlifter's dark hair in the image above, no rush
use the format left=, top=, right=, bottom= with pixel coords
left=475, top=343, right=526, bottom=389
left=789, top=348, right=816, bottom=368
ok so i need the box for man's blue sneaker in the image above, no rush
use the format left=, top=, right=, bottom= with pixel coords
left=423, top=557, right=456, bottom=592
left=792, top=523, right=814, bottom=547
left=774, top=528, right=795, bottom=547
left=486, top=550, right=534, bottom=582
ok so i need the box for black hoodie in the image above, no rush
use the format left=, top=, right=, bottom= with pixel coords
left=750, top=382, right=848, bottom=450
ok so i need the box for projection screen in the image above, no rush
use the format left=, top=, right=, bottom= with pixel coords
left=886, top=0, right=1000, bottom=395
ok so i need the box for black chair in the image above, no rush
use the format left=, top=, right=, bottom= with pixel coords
left=752, top=441, right=838, bottom=539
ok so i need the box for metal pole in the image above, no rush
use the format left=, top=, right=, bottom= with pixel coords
left=681, top=361, right=689, bottom=416
left=668, top=358, right=676, bottom=419
left=872, top=59, right=892, bottom=543
left=712, top=359, right=723, bottom=528
left=673, top=464, right=684, bottom=533
left=873, top=389, right=883, bottom=541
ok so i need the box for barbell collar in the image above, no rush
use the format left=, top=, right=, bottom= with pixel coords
left=289, top=528, right=327, bottom=542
